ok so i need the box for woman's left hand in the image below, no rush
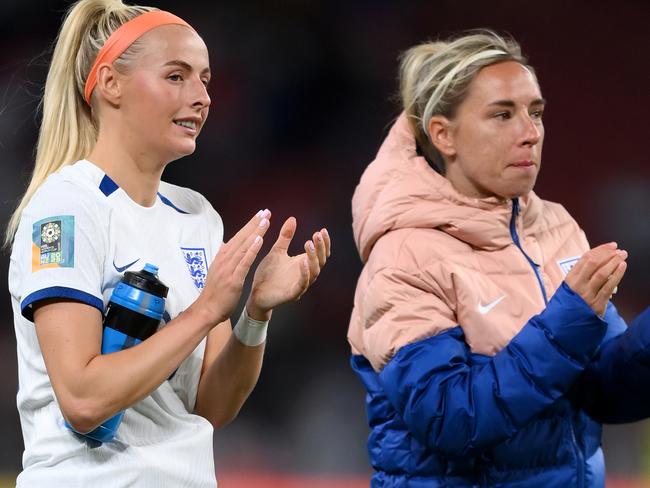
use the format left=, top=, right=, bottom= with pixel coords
left=246, top=216, right=331, bottom=321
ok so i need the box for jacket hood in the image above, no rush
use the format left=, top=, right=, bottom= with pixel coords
left=352, top=113, right=543, bottom=262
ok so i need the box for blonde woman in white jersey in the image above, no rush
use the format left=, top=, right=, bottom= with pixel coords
left=5, top=1, right=330, bottom=486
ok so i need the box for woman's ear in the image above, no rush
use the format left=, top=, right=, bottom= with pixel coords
left=93, top=63, right=122, bottom=106
left=427, top=115, right=456, bottom=158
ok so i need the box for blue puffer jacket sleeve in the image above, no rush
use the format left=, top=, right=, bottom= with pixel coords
left=378, top=282, right=607, bottom=457
left=575, top=304, right=650, bottom=423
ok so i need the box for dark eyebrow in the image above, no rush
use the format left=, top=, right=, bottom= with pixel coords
left=488, top=98, right=547, bottom=108
left=163, top=60, right=211, bottom=75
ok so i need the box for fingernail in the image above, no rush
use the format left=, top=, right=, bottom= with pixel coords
left=609, top=242, right=618, bottom=249
left=262, top=209, right=271, bottom=218
left=303, top=258, right=309, bottom=268
left=315, top=232, right=322, bottom=242
left=254, top=235, right=261, bottom=244
left=322, top=228, right=329, bottom=238
left=259, top=218, right=268, bottom=228
left=617, top=250, right=628, bottom=259
left=308, top=241, right=315, bottom=252
left=256, top=209, right=264, bottom=218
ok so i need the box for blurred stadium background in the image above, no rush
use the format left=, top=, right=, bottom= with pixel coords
left=1, top=0, right=648, bottom=486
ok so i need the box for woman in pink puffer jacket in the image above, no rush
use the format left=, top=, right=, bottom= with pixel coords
left=348, top=30, right=650, bottom=487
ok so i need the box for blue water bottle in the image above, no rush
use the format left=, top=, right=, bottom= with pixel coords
left=66, top=263, right=169, bottom=443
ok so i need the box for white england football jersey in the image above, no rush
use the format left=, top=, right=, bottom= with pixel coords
left=9, top=159, right=224, bottom=487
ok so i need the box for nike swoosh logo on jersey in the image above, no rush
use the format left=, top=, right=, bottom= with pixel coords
left=477, top=295, right=506, bottom=315
left=113, top=258, right=140, bottom=273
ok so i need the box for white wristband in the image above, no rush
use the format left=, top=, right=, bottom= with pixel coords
left=232, top=308, right=269, bottom=347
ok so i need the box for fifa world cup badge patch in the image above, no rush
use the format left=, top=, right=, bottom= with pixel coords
left=32, top=216, right=75, bottom=271
left=181, top=247, right=208, bottom=290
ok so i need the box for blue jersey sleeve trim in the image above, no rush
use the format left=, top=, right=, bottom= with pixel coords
left=158, top=193, right=189, bottom=214
left=99, top=174, right=119, bottom=196
left=21, top=286, right=104, bottom=322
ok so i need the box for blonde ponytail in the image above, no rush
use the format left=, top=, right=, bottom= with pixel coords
left=4, top=0, right=153, bottom=248
left=398, top=30, right=532, bottom=173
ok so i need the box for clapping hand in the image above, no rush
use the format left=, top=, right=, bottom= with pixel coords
left=565, top=242, right=627, bottom=318
left=246, top=214, right=331, bottom=321
left=192, top=210, right=270, bottom=326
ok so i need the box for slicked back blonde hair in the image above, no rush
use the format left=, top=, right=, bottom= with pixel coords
left=5, top=0, right=154, bottom=248
left=399, top=30, right=532, bottom=173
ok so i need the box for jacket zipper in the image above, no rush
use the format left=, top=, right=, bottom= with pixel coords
left=511, top=199, right=583, bottom=485
left=570, top=422, right=585, bottom=488
left=509, top=198, right=548, bottom=305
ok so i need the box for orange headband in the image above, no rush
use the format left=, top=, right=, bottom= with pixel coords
left=84, top=10, right=194, bottom=104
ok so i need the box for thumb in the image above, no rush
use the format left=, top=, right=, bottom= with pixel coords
left=272, top=216, right=297, bottom=252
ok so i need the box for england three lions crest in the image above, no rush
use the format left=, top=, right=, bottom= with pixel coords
left=181, top=247, right=208, bottom=290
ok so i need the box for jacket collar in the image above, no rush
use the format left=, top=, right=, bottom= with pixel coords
left=352, top=113, right=543, bottom=262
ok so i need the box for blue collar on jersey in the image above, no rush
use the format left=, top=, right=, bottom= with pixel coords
left=99, top=174, right=189, bottom=214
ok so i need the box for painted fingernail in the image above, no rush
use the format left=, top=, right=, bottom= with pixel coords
left=259, top=218, right=269, bottom=228
left=308, top=241, right=315, bottom=252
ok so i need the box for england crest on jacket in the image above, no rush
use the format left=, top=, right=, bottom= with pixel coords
left=181, top=247, right=208, bottom=290
left=557, top=255, right=581, bottom=276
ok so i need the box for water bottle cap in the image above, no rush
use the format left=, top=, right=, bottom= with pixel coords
left=122, top=264, right=169, bottom=298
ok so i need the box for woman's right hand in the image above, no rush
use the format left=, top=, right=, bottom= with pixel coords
left=190, top=209, right=271, bottom=326
left=565, top=242, right=628, bottom=317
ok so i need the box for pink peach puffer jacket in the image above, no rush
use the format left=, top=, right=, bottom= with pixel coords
left=348, top=113, right=589, bottom=372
